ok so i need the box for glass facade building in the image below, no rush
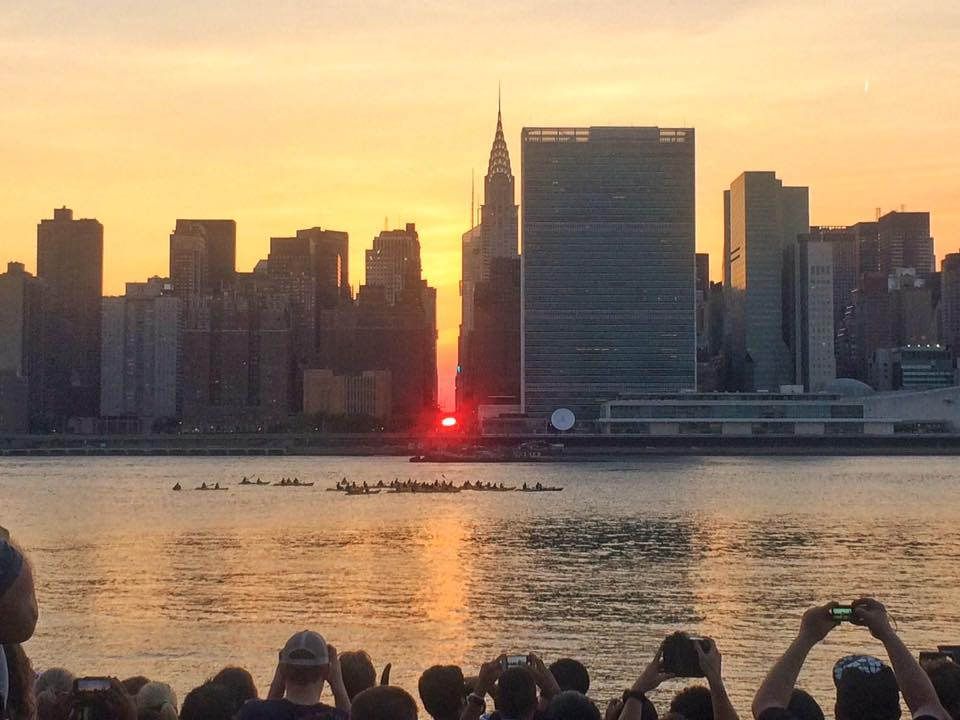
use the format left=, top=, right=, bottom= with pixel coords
left=521, top=127, right=696, bottom=420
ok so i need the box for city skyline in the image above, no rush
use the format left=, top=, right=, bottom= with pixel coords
left=3, top=1, right=959, bottom=407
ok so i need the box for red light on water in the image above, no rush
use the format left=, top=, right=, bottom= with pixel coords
left=440, top=416, right=457, bottom=428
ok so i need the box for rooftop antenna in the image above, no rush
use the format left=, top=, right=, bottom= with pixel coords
left=470, top=169, right=475, bottom=229
left=875, top=207, right=881, bottom=220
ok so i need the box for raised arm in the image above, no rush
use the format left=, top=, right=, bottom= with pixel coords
left=620, top=644, right=674, bottom=720
left=459, top=657, right=502, bottom=720
left=326, top=644, right=352, bottom=712
left=752, top=603, right=839, bottom=718
left=697, top=639, right=739, bottom=720
left=854, top=598, right=950, bottom=720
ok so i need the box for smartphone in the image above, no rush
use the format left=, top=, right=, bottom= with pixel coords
left=830, top=606, right=855, bottom=622
left=662, top=632, right=710, bottom=678
left=75, top=677, right=112, bottom=693
left=503, top=655, right=529, bottom=669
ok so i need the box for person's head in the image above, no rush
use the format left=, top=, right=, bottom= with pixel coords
left=210, top=666, right=258, bottom=712
left=278, top=630, right=331, bottom=701
left=495, top=667, right=538, bottom=720
left=788, top=689, right=825, bottom=720
left=3, top=644, right=37, bottom=720
left=340, top=650, right=377, bottom=700
left=926, top=661, right=960, bottom=720
left=833, top=656, right=901, bottom=720
left=546, top=691, right=601, bottom=720
left=179, top=682, right=234, bottom=720
left=37, top=668, right=76, bottom=697
left=0, top=538, right=38, bottom=644
left=351, top=686, right=418, bottom=720
left=549, top=659, right=590, bottom=695
left=135, top=682, right=178, bottom=720
left=122, top=677, right=151, bottom=697
left=418, top=665, right=466, bottom=720
left=669, top=685, right=713, bottom=720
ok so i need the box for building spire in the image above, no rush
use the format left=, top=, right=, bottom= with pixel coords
left=487, top=86, right=512, bottom=179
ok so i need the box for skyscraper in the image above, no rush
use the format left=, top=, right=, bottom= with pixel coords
left=169, top=219, right=237, bottom=296
left=458, top=101, right=521, bottom=412
left=0, top=262, right=45, bottom=431
left=940, top=253, right=960, bottom=358
left=522, top=126, right=696, bottom=421
left=877, top=211, right=934, bottom=279
left=725, top=172, right=808, bottom=391
left=785, top=239, right=836, bottom=391
left=365, top=223, right=422, bottom=305
left=100, top=278, right=180, bottom=426
left=37, top=207, right=104, bottom=423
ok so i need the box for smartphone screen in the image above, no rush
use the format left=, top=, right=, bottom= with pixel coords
left=505, top=655, right=528, bottom=668
left=830, top=606, right=854, bottom=622
left=76, top=678, right=112, bottom=693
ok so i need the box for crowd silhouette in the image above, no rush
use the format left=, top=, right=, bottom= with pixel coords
left=2, top=533, right=958, bottom=720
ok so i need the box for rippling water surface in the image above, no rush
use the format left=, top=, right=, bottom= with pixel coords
left=3, top=455, right=960, bottom=713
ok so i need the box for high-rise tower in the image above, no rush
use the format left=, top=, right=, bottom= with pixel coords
left=458, top=100, right=521, bottom=412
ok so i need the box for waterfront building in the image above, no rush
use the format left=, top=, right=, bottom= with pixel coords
left=521, top=126, right=696, bottom=421
left=302, top=369, right=391, bottom=421
left=0, top=262, right=45, bottom=432
left=37, top=207, right=103, bottom=424
left=878, top=211, right=934, bottom=280
left=100, top=278, right=180, bottom=428
left=597, top=386, right=956, bottom=436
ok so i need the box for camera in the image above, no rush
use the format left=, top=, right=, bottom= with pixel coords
left=662, top=632, right=711, bottom=678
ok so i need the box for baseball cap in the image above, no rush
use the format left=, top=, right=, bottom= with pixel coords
left=280, top=631, right=329, bottom=666
left=833, top=655, right=901, bottom=720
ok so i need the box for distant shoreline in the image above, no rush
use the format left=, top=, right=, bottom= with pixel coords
left=4, top=433, right=960, bottom=457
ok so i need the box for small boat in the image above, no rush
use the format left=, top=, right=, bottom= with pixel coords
left=274, top=481, right=315, bottom=487
left=255, top=480, right=270, bottom=486
left=346, top=488, right=381, bottom=495
left=520, top=486, right=563, bottom=492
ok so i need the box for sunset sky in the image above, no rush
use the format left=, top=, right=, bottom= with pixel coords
left=2, top=1, right=958, bottom=408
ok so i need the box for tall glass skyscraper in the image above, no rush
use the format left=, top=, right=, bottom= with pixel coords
left=521, top=127, right=696, bottom=421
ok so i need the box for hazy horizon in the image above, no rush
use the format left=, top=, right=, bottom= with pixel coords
left=2, top=0, right=958, bottom=407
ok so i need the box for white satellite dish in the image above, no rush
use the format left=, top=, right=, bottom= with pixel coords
left=550, top=408, right=576, bottom=432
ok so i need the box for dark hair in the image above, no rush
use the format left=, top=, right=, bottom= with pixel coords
left=283, top=664, right=325, bottom=687
left=3, top=644, right=37, bottom=720
left=122, top=677, right=151, bottom=696
left=789, top=689, right=825, bottom=720
left=340, top=650, right=377, bottom=700
left=835, top=668, right=901, bottom=720
left=549, top=659, right=590, bottom=695
left=351, top=686, right=418, bottom=720
left=927, top=662, right=960, bottom=720
left=669, top=685, right=714, bottom=720
left=546, top=690, right=602, bottom=720
left=418, top=665, right=466, bottom=720
left=496, top=667, right=538, bottom=720
left=180, top=682, right=235, bottom=720
left=211, top=666, right=258, bottom=711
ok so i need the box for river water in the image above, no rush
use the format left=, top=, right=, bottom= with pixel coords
left=2, top=455, right=959, bottom=714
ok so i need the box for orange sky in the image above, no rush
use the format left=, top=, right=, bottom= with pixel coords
left=2, top=2, right=958, bottom=409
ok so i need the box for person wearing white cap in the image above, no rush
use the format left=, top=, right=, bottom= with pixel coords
left=238, top=630, right=350, bottom=720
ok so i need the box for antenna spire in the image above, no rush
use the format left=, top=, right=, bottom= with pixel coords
left=470, top=170, right=475, bottom=229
